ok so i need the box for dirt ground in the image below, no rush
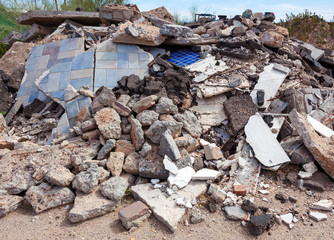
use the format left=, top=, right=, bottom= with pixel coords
left=1, top=167, right=334, bottom=240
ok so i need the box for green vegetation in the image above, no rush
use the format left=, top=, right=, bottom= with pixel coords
left=1, top=111, right=6, bottom=116
left=279, top=10, right=334, bottom=50
left=0, top=4, right=27, bottom=41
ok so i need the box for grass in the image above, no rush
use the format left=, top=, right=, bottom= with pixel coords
left=0, top=5, right=27, bottom=42
left=279, top=10, right=334, bottom=50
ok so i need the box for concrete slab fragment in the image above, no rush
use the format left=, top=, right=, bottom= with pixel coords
left=245, top=114, right=291, bottom=167
left=306, top=115, right=334, bottom=138
left=131, top=181, right=207, bottom=232
left=250, top=64, right=290, bottom=109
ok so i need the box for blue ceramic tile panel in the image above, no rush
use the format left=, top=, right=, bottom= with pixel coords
left=95, top=69, right=106, bottom=86
left=37, top=91, right=50, bottom=102
left=40, top=75, right=49, bottom=84
left=139, top=60, right=148, bottom=68
left=70, top=77, right=92, bottom=90
left=44, top=41, right=61, bottom=49
left=25, top=64, right=38, bottom=73
left=26, top=56, right=40, bottom=66
left=50, top=62, right=72, bottom=73
left=95, top=61, right=117, bottom=69
left=96, top=52, right=117, bottom=61
left=128, top=53, right=139, bottom=69
left=30, top=45, right=44, bottom=58
left=77, top=97, right=92, bottom=112
left=117, top=44, right=138, bottom=52
left=168, top=50, right=200, bottom=67
left=80, top=51, right=94, bottom=69
left=51, top=91, right=65, bottom=99
left=57, top=57, right=74, bottom=63
left=68, top=117, right=77, bottom=128
left=118, top=52, right=128, bottom=69
left=70, top=52, right=83, bottom=71
left=42, top=46, right=60, bottom=56
left=105, top=69, right=118, bottom=88
left=59, top=38, right=71, bottom=52
left=48, top=72, right=61, bottom=92
left=139, top=52, right=150, bottom=61
left=68, top=38, right=79, bottom=50
left=66, top=100, right=79, bottom=118
left=17, top=87, right=31, bottom=97
left=28, top=85, right=41, bottom=103
left=59, top=71, right=70, bottom=90
left=47, top=53, right=58, bottom=69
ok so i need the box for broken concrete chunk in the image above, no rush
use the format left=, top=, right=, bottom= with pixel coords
left=159, top=131, right=181, bottom=161
left=174, top=111, right=202, bottom=139
left=163, top=155, right=178, bottom=175
left=112, top=101, right=132, bottom=117
left=45, top=165, right=74, bottom=187
left=309, top=211, right=327, bottom=222
left=204, top=143, right=224, bottom=160
left=310, top=199, right=333, bottom=211
left=167, top=166, right=195, bottom=189
left=245, top=114, right=291, bottom=167
left=94, top=108, right=122, bottom=140
left=0, top=195, right=23, bottom=218
left=25, top=182, right=75, bottom=214
left=225, top=206, right=248, bottom=220
left=260, top=31, right=284, bottom=48
left=97, top=139, right=116, bottom=160
left=72, top=166, right=100, bottom=193
left=145, top=120, right=183, bottom=144
left=289, top=109, right=334, bottom=180
left=118, top=201, right=151, bottom=230
left=248, top=214, right=274, bottom=236
left=192, top=168, right=221, bottom=180
left=298, top=171, right=312, bottom=179
left=223, top=95, right=257, bottom=135
left=306, top=115, right=334, bottom=138
left=129, top=116, right=145, bottom=151
left=123, top=152, right=140, bottom=175
left=160, top=24, right=194, bottom=38
left=303, top=162, right=318, bottom=174
left=68, top=187, right=116, bottom=223
left=136, top=110, right=159, bottom=126
left=106, top=152, right=125, bottom=177
left=131, top=182, right=207, bottom=232
left=156, top=97, right=178, bottom=114
left=100, top=176, right=129, bottom=202
left=132, top=95, right=158, bottom=113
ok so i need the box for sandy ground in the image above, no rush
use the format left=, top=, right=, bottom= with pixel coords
left=1, top=167, right=334, bottom=240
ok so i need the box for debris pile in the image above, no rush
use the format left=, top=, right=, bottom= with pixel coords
left=0, top=5, right=334, bottom=236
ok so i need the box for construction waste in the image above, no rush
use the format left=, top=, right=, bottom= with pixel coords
left=0, top=5, right=334, bottom=236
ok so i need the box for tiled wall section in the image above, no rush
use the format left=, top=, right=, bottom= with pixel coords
left=17, top=38, right=84, bottom=106
left=94, top=40, right=153, bottom=91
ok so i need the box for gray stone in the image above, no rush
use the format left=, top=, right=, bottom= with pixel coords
left=68, top=187, right=116, bottom=223
left=94, top=108, right=122, bottom=140
left=2, top=171, right=36, bottom=195
left=139, top=142, right=152, bottom=157
left=100, top=177, right=129, bottom=202
left=45, top=165, right=74, bottom=187
left=64, top=84, right=79, bottom=102
left=129, top=116, right=144, bottom=151
left=159, top=131, right=181, bottom=161
left=225, top=206, right=247, bottom=220
left=145, top=120, right=183, bottom=144
left=204, top=143, right=224, bottom=160
left=131, top=181, right=207, bottom=232
left=25, top=183, right=75, bottom=214
left=0, top=195, right=23, bottom=218
left=132, top=95, right=158, bottom=113
left=72, top=166, right=100, bottom=193
left=174, top=111, right=201, bottom=138
left=94, top=86, right=116, bottom=107
left=81, top=119, right=97, bottom=132
left=310, top=199, right=333, bottom=211
left=138, top=155, right=169, bottom=180
left=106, top=152, right=125, bottom=177
left=190, top=209, right=205, bottom=224
left=98, top=167, right=110, bottom=183
left=97, top=139, right=116, bottom=160
left=160, top=24, right=194, bottom=38
left=249, top=214, right=274, bottom=236
left=136, top=110, right=159, bottom=127
left=309, top=211, right=327, bottom=221
left=156, top=97, right=178, bottom=114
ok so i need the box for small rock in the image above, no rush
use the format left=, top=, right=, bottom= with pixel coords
left=45, top=165, right=74, bottom=187
left=281, top=213, right=293, bottom=225
left=298, top=171, right=313, bottom=179
left=190, top=209, right=205, bottom=224
left=72, top=166, right=100, bottom=193
left=192, top=168, right=221, bottom=181
left=310, top=199, right=333, bottom=211
left=100, top=177, right=129, bottom=202
left=106, top=152, right=125, bottom=177
left=233, top=184, right=247, bottom=196
left=225, top=206, right=247, bottom=220
left=204, top=143, right=223, bottom=160
left=259, top=190, right=269, bottom=195
left=309, top=211, right=327, bottom=221
left=156, top=97, right=178, bottom=114
left=163, top=155, right=178, bottom=175
left=303, top=162, right=318, bottom=174
left=248, top=214, right=274, bottom=236
left=241, top=200, right=258, bottom=213
left=97, top=139, right=116, bottom=160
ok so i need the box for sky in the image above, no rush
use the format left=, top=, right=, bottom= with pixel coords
left=131, top=0, right=334, bottom=22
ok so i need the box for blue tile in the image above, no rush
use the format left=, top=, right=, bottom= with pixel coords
left=68, top=38, right=79, bottom=50
left=66, top=100, right=79, bottom=118
left=57, top=57, right=74, bottom=63
left=118, top=52, right=128, bottom=68
left=139, top=60, right=149, bottom=68
left=26, top=56, right=40, bottom=66
left=48, top=73, right=61, bottom=92
left=117, top=44, right=138, bottom=52
left=40, top=75, right=49, bottom=84
left=96, top=52, right=118, bottom=61
left=68, top=117, right=77, bottom=128
left=30, top=45, right=44, bottom=57
left=139, top=52, right=149, bottom=61
left=50, top=62, right=72, bottom=73
left=17, top=87, right=30, bottom=97
left=26, top=64, right=38, bottom=73
left=71, top=53, right=83, bottom=71
left=106, top=69, right=117, bottom=87
left=45, top=41, right=61, bottom=49
left=51, top=91, right=65, bottom=100
left=80, top=51, right=94, bottom=69
left=59, top=39, right=71, bottom=52
left=59, top=71, right=71, bottom=90
left=39, top=83, right=48, bottom=92
left=47, top=54, right=58, bottom=69
left=28, top=86, right=40, bottom=103
left=70, top=77, right=92, bottom=90
left=37, top=91, right=50, bottom=102
left=95, top=69, right=106, bottom=86
left=77, top=97, right=91, bottom=111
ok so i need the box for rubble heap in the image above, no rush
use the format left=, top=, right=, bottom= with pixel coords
left=0, top=5, right=334, bottom=236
